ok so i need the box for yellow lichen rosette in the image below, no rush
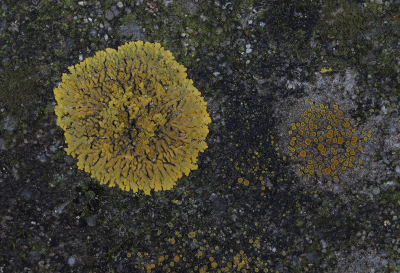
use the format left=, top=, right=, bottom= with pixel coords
left=54, top=41, right=211, bottom=194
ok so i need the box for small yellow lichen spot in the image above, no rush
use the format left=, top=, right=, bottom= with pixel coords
left=244, top=180, right=250, bottom=186
left=238, top=178, right=244, bottom=183
left=320, top=67, right=332, bottom=73
left=211, top=262, right=218, bottom=268
left=174, top=256, right=180, bottom=262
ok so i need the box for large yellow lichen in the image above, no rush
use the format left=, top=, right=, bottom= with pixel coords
left=54, top=40, right=211, bottom=195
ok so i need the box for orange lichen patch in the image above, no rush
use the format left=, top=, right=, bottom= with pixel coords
left=286, top=99, right=371, bottom=180
left=334, top=160, right=340, bottom=165
left=54, top=41, right=211, bottom=195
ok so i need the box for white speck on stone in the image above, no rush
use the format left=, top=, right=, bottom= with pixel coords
left=104, top=34, right=108, bottom=40
left=78, top=1, right=85, bottom=6
left=248, top=20, right=252, bottom=24
left=272, top=247, right=276, bottom=252
left=163, top=0, right=173, bottom=6
left=396, top=166, right=400, bottom=173
left=259, top=22, right=265, bottom=27
left=381, top=105, right=387, bottom=114
left=213, top=72, right=220, bottom=76
left=79, top=55, right=83, bottom=61
left=68, top=256, right=76, bottom=267
left=246, top=60, right=250, bottom=64
left=246, top=48, right=252, bottom=54
left=31, top=221, right=36, bottom=225
left=117, top=1, right=123, bottom=8
left=372, top=187, right=380, bottom=195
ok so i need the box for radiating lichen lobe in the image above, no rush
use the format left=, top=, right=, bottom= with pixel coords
left=54, top=40, right=211, bottom=194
